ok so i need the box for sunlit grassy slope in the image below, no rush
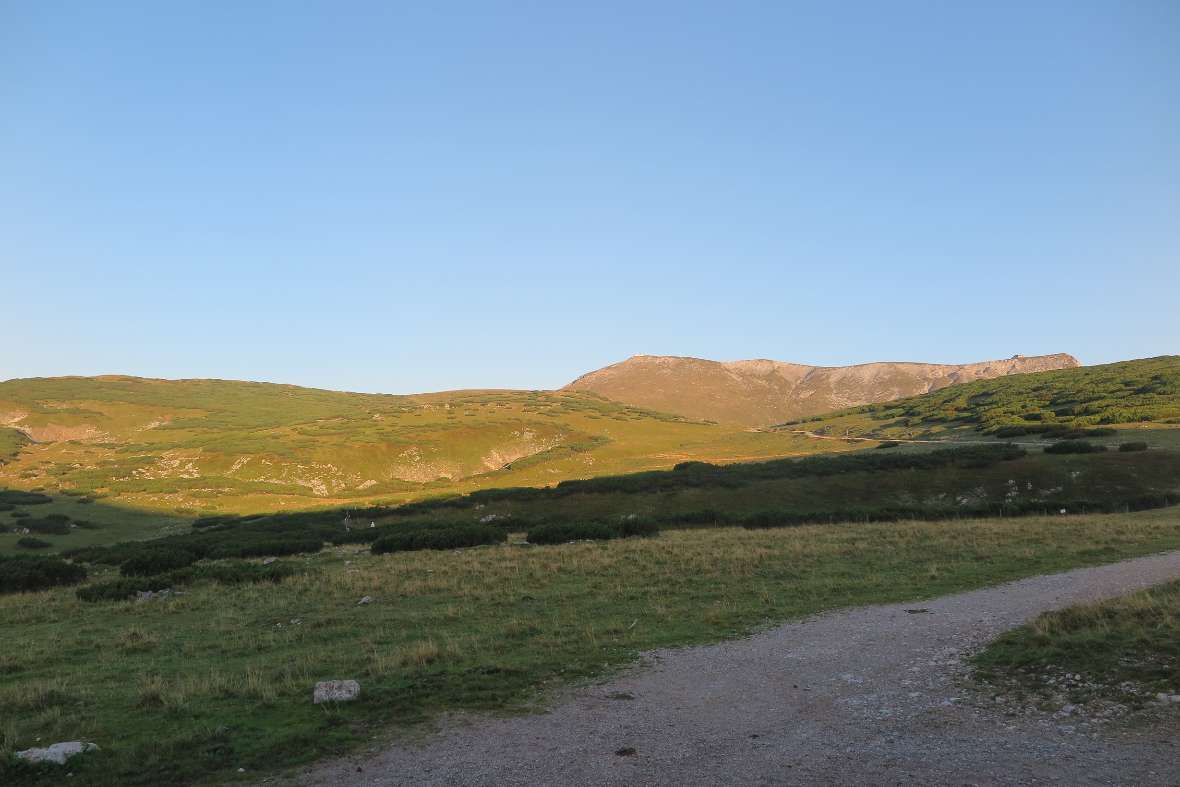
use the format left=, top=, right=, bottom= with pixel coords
left=0, top=376, right=840, bottom=521
left=775, top=356, right=1180, bottom=444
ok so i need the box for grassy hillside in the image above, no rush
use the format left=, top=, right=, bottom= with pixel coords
left=37, top=443, right=1180, bottom=571
left=4, top=508, right=1180, bottom=787
left=564, top=353, right=1079, bottom=426
left=0, top=376, right=838, bottom=541
left=974, top=577, right=1180, bottom=709
left=777, top=356, right=1180, bottom=442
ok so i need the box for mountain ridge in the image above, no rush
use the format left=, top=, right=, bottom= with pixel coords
left=564, top=352, right=1081, bottom=426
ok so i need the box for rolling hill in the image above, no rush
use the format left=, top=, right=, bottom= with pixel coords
left=0, top=375, right=837, bottom=523
left=563, top=353, right=1080, bottom=426
left=776, top=355, right=1180, bottom=442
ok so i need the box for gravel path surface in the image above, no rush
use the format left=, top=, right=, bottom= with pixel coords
left=285, top=552, right=1180, bottom=786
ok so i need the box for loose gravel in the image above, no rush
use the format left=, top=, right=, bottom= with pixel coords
left=284, top=551, right=1180, bottom=786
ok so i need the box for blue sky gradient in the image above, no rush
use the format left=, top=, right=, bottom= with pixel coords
left=3, top=1, right=1177, bottom=393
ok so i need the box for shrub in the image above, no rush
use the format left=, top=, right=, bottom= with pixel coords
left=0, top=491, right=52, bottom=506
left=527, top=522, right=620, bottom=545
left=76, top=578, right=163, bottom=602
left=1119, top=441, right=1149, bottom=452
left=1044, top=440, right=1108, bottom=455
left=185, top=560, right=296, bottom=585
left=120, top=547, right=200, bottom=576
left=192, top=515, right=241, bottom=529
left=876, top=441, right=901, bottom=449
left=1046, top=427, right=1118, bottom=440
left=665, top=509, right=729, bottom=526
left=206, top=536, right=323, bottom=559
left=620, top=517, right=660, bottom=538
left=0, top=555, right=87, bottom=594
left=77, top=560, right=297, bottom=602
left=22, top=517, right=71, bottom=535
left=17, top=537, right=52, bottom=549
left=741, top=510, right=807, bottom=528
left=993, top=426, right=1030, bottom=438
left=371, top=525, right=504, bottom=554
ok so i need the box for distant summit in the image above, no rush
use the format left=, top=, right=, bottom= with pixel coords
left=564, top=353, right=1081, bottom=426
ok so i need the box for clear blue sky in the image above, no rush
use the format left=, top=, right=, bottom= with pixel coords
left=3, top=1, right=1177, bottom=393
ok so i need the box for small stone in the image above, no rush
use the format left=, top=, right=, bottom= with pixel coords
left=314, top=680, right=361, bottom=704
left=261, top=557, right=277, bottom=565
left=615, top=746, right=637, bottom=757
left=15, top=742, right=99, bottom=765
left=1155, top=693, right=1180, bottom=703
left=357, top=596, right=372, bottom=605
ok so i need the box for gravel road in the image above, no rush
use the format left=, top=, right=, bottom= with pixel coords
left=285, top=552, right=1180, bottom=786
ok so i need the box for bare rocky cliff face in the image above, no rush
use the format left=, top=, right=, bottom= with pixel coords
left=563, top=353, right=1080, bottom=426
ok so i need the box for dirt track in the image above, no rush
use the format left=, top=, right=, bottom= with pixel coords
left=285, top=552, right=1180, bottom=786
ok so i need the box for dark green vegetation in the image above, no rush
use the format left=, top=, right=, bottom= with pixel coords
left=370, top=524, right=504, bottom=553
left=785, top=356, right=1180, bottom=439
left=1120, top=441, right=1149, bottom=452
left=16, top=538, right=51, bottom=550
left=4, top=509, right=1180, bottom=786
left=76, top=560, right=297, bottom=603
left=974, top=577, right=1180, bottom=707
left=35, top=443, right=1180, bottom=580
left=1043, top=440, right=1106, bottom=455
left=0, top=491, right=52, bottom=506
left=526, top=518, right=659, bottom=544
left=20, top=515, right=74, bottom=535
left=366, top=443, right=1180, bottom=530
left=0, top=554, right=86, bottom=593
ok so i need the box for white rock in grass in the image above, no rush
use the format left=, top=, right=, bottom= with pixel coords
left=314, top=680, right=361, bottom=704
left=357, top=595, right=372, bottom=605
left=15, top=741, right=99, bottom=765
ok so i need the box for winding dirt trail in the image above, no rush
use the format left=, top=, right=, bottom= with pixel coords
left=284, top=552, right=1180, bottom=786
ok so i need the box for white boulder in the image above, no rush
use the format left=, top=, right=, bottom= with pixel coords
left=314, top=680, right=361, bottom=704
left=15, top=741, right=99, bottom=765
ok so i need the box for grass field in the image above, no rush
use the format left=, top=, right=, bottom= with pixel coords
left=973, top=577, right=1180, bottom=708
left=4, top=508, right=1180, bottom=786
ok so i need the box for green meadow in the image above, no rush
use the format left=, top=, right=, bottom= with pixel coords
left=5, top=508, right=1180, bottom=787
